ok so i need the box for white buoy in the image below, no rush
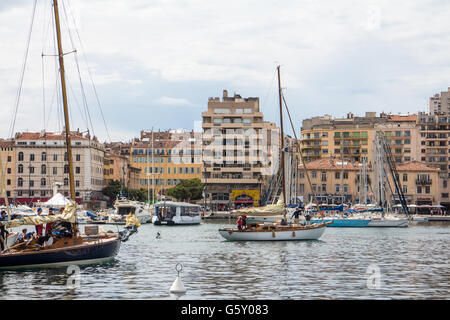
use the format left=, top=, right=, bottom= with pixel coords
left=169, top=263, right=186, bottom=294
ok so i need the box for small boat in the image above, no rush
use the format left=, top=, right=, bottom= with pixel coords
left=310, top=217, right=371, bottom=227
left=219, top=222, right=331, bottom=241
left=152, top=201, right=201, bottom=225
left=218, top=66, right=330, bottom=241
left=366, top=216, right=409, bottom=227
left=108, top=197, right=152, bottom=225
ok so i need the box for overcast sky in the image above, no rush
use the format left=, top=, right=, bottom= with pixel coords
left=1, top=0, right=449, bottom=142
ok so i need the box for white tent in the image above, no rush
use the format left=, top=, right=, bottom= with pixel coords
left=44, top=192, right=70, bottom=207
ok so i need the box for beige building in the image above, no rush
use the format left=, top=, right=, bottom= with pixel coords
left=130, top=130, right=203, bottom=198
left=300, top=112, right=420, bottom=164
left=297, top=157, right=440, bottom=207
left=13, top=131, right=105, bottom=205
left=0, top=139, right=15, bottom=203
left=428, top=88, right=450, bottom=115
left=201, top=90, right=279, bottom=210
left=417, top=112, right=450, bottom=209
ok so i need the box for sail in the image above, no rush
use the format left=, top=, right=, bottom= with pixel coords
left=0, top=200, right=77, bottom=228
left=231, top=195, right=286, bottom=216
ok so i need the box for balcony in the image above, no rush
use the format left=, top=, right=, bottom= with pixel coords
left=415, top=178, right=432, bottom=185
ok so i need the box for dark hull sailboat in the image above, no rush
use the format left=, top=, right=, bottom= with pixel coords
left=0, top=0, right=139, bottom=269
left=0, top=236, right=121, bottom=269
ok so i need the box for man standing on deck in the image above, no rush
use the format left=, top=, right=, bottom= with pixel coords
left=292, top=208, right=301, bottom=224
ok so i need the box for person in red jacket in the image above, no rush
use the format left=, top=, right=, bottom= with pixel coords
left=237, top=216, right=243, bottom=230
left=35, top=208, right=44, bottom=237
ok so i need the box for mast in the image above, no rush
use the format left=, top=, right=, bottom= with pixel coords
left=277, top=66, right=287, bottom=216
left=152, top=129, right=155, bottom=204
left=53, top=0, right=75, bottom=202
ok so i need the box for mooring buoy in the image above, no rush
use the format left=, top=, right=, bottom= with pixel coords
left=169, top=263, right=186, bottom=294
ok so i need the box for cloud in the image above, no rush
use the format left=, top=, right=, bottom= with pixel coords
left=154, top=96, right=194, bottom=106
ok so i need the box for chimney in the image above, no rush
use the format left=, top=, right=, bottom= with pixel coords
left=223, top=89, right=228, bottom=98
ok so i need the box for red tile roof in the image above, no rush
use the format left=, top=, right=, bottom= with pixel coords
left=395, top=161, right=439, bottom=172
left=15, top=131, right=89, bottom=141
left=387, top=114, right=417, bottom=122
left=299, top=157, right=361, bottom=171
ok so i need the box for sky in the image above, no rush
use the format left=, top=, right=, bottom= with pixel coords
left=0, top=0, right=449, bottom=143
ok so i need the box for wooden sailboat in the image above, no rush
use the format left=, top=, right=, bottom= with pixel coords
left=0, top=0, right=139, bottom=269
left=218, top=66, right=331, bottom=241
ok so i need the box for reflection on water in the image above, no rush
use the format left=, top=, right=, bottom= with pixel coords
left=1, top=222, right=449, bottom=299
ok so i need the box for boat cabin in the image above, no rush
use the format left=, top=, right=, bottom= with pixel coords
left=153, top=201, right=201, bottom=225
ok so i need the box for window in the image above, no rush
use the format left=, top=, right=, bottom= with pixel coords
left=64, top=165, right=69, bottom=174
left=403, top=185, right=407, bottom=193
left=311, top=171, right=317, bottom=179
left=18, top=178, right=23, bottom=187
left=425, top=186, right=430, bottom=194
left=76, top=154, right=81, bottom=161
left=30, top=154, right=35, bottom=161
left=53, top=154, right=58, bottom=161
left=402, top=174, right=407, bottom=182
left=53, top=167, right=57, bottom=175
left=76, top=167, right=80, bottom=174
left=29, top=166, right=34, bottom=174
left=343, top=184, right=348, bottom=193
left=18, top=152, right=24, bottom=161
left=18, top=164, right=24, bottom=173
left=7, top=156, right=11, bottom=162
left=41, top=152, right=47, bottom=161
left=29, top=180, right=34, bottom=187
left=64, top=178, right=69, bottom=186
left=335, top=172, right=340, bottom=179
left=335, top=184, right=340, bottom=193
left=41, top=164, right=46, bottom=174
left=40, top=178, right=46, bottom=186
left=321, top=184, right=327, bottom=192
left=7, top=179, right=11, bottom=186
left=76, top=180, right=80, bottom=187
left=321, top=172, right=327, bottom=182
left=343, top=172, right=348, bottom=179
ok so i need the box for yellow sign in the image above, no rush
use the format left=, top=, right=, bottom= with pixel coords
left=231, top=190, right=260, bottom=207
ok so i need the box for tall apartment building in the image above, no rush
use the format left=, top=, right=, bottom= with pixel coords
left=0, top=139, right=15, bottom=202
left=300, top=112, right=420, bottom=164
left=417, top=112, right=450, bottom=208
left=130, top=129, right=203, bottom=198
left=201, top=90, right=279, bottom=210
left=13, top=131, right=105, bottom=206
left=428, top=88, right=450, bottom=115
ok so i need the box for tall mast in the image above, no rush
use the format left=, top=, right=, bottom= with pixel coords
left=53, top=0, right=75, bottom=202
left=277, top=66, right=287, bottom=213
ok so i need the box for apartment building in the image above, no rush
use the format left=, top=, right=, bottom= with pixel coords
left=0, top=139, right=15, bottom=202
left=417, top=112, right=450, bottom=209
left=103, top=149, right=141, bottom=190
left=13, top=131, right=105, bottom=205
left=297, top=157, right=440, bottom=206
left=300, top=112, right=420, bottom=164
left=201, top=90, right=279, bottom=210
left=428, top=88, right=450, bottom=115
left=130, top=129, right=203, bottom=197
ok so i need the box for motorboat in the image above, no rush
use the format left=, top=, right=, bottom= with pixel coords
left=108, top=197, right=152, bottom=225
left=152, top=201, right=201, bottom=225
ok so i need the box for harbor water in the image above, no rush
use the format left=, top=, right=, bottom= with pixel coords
left=0, top=221, right=449, bottom=300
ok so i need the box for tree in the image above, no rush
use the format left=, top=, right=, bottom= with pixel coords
left=102, top=180, right=123, bottom=201
left=166, top=178, right=204, bottom=202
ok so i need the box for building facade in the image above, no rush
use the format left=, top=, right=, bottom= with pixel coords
left=300, top=112, right=420, bottom=164
left=201, top=90, right=279, bottom=210
left=297, top=157, right=440, bottom=207
left=13, top=131, right=105, bottom=204
left=130, top=129, right=203, bottom=198
left=0, top=139, right=15, bottom=203
left=428, top=87, right=450, bottom=115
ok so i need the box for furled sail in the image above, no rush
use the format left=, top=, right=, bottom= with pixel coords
left=0, top=201, right=77, bottom=228
left=231, top=195, right=286, bottom=216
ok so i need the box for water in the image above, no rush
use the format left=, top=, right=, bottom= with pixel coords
left=1, top=221, right=449, bottom=300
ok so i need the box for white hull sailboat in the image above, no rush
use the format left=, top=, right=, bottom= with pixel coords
left=218, top=66, right=330, bottom=241
left=219, top=223, right=329, bottom=241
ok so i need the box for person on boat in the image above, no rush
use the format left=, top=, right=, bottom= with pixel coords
left=241, top=215, right=247, bottom=229
left=35, top=208, right=44, bottom=237
left=292, top=208, right=301, bottom=224
left=16, top=228, right=28, bottom=244
left=45, top=208, right=55, bottom=236
left=305, top=211, right=311, bottom=225
left=237, top=216, right=243, bottom=230
left=0, top=211, right=9, bottom=251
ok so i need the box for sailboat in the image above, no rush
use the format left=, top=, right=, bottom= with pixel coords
left=218, top=66, right=331, bottom=241
left=0, top=0, right=139, bottom=269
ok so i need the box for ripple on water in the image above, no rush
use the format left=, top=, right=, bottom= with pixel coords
left=0, top=223, right=449, bottom=299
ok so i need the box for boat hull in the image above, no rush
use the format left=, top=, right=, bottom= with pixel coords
left=367, top=219, right=409, bottom=227
left=218, top=223, right=328, bottom=241
left=310, top=218, right=371, bottom=227
left=152, top=215, right=201, bottom=225
left=0, top=237, right=121, bottom=269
